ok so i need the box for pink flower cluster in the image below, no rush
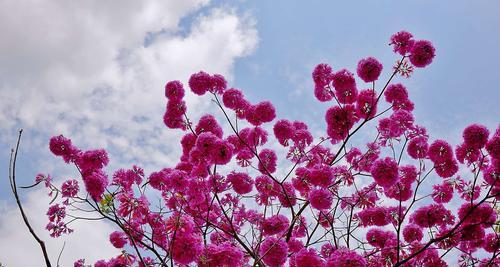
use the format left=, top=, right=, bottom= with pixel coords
left=189, top=71, right=227, bottom=95
left=45, top=204, right=72, bottom=237
left=390, top=31, right=436, bottom=67
left=222, top=87, right=276, bottom=126
left=163, top=80, right=187, bottom=129
left=33, top=30, right=498, bottom=267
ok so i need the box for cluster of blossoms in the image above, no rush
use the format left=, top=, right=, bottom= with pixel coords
left=26, top=30, right=499, bottom=267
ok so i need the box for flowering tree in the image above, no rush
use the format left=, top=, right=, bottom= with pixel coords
left=8, top=31, right=499, bottom=267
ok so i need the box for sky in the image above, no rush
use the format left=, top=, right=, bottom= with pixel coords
left=0, top=0, right=499, bottom=266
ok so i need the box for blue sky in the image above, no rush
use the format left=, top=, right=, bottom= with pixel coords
left=230, top=0, right=500, bottom=130
left=0, top=1, right=499, bottom=265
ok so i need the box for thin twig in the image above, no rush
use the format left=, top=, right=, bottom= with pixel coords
left=9, top=129, right=52, bottom=267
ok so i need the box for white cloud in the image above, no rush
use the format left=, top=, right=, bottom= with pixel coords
left=0, top=0, right=258, bottom=265
left=0, top=0, right=257, bottom=169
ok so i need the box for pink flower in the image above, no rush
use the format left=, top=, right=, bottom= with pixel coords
left=94, top=260, right=107, bottom=267
left=234, top=99, right=252, bottom=119
left=332, top=69, right=358, bottom=104
left=47, top=204, right=66, bottom=222
left=294, top=248, right=324, bottom=267
left=166, top=169, right=189, bottom=192
left=288, top=238, right=304, bottom=253
left=199, top=243, right=244, bottom=267
left=399, top=165, right=418, bottom=184
left=195, top=114, right=223, bottom=138
left=458, top=203, right=496, bottom=227
left=240, top=126, right=268, bottom=147
left=463, top=124, right=489, bottom=149
left=82, top=169, right=108, bottom=201
left=117, top=193, right=149, bottom=220
left=337, top=90, right=358, bottom=106
left=291, top=133, right=314, bottom=156
left=274, top=119, right=295, bottom=146
left=46, top=221, right=72, bottom=238
left=389, top=109, right=414, bottom=135
left=390, top=31, right=415, bottom=56
left=357, top=207, right=390, bottom=227
left=165, top=99, right=187, bottom=117
left=258, top=149, right=277, bottom=174
left=483, top=233, right=500, bottom=253
left=259, top=237, right=288, bottom=267
left=346, top=144, right=380, bottom=173
left=326, top=248, right=366, bottom=267
left=307, top=165, right=334, bottom=187
left=434, top=158, right=458, bottom=178
left=393, top=98, right=415, bottom=111
left=409, top=40, right=435, bottom=67
left=148, top=170, right=169, bottom=191
left=77, top=149, right=109, bottom=171
left=164, top=102, right=187, bottom=128
left=357, top=57, right=383, bottom=82
left=189, top=71, right=212, bottom=95
left=403, top=224, right=423, bottom=243
left=384, top=83, right=409, bottom=105
left=292, top=176, right=310, bottom=196
left=262, top=214, right=289, bottom=236
left=428, top=139, right=454, bottom=163
left=410, top=204, right=454, bottom=228
left=227, top=172, right=254, bottom=195
left=366, top=228, right=395, bottom=248
left=210, top=74, right=227, bottom=94
left=278, top=182, right=297, bottom=208
left=459, top=223, right=485, bottom=242
left=165, top=213, right=196, bottom=233
left=112, top=167, right=143, bottom=191
left=312, top=63, right=333, bottom=87
left=194, top=132, right=218, bottom=156
left=61, top=179, right=79, bottom=198
left=171, top=232, right=203, bottom=265
left=49, top=135, right=73, bottom=156
left=407, top=136, right=428, bottom=159
left=180, top=133, right=197, bottom=157
left=320, top=243, right=335, bottom=259
left=309, top=188, right=333, bottom=210
left=385, top=181, right=413, bottom=201
left=332, top=69, right=356, bottom=91
left=210, top=140, right=233, bottom=165
left=109, top=231, right=127, bottom=248
left=247, top=101, right=276, bottom=126
left=314, top=83, right=335, bottom=102
left=222, top=88, right=246, bottom=110
left=325, top=105, right=358, bottom=143
left=138, top=257, right=155, bottom=267
left=332, top=165, right=354, bottom=185
left=49, top=135, right=79, bottom=163
left=356, top=89, right=377, bottom=119
left=163, top=111, right=185, bottom=129
left=432, top=182, right=454, bottom=203
left=73, top=259, right=85, bottom=267
left=415, top=248, right=447, bottom=266
left=455, top=143, right=481, bottom=164
left=164, top=80, right=184, bottom=101
left=255, top=175, right=276, bottom=196
left=486, top=134, right=500, bottom=160
left=370, top=157, right=399, bottom=188
left=318, top=212, right=334, bottom=228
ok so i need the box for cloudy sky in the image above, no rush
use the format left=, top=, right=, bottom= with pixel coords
left=0, top=0, right=499, bottom=266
